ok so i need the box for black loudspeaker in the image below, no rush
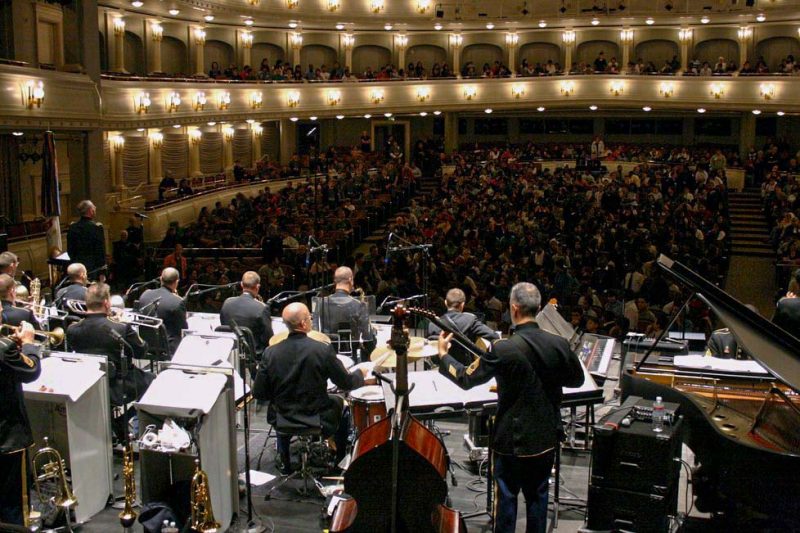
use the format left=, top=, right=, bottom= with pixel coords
left=0, top=233, right=7, bottom=253
left=587, top=484, right=678, bottom=533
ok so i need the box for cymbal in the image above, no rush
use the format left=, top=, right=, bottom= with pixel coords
left=269, top=329, right=331, bottom=346
left=371, top=340, right=437, bottom=368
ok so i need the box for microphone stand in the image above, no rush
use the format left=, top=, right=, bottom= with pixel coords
left=110, top=330, right=139, bottom=509
left=386, top=235, right=433, bottom=330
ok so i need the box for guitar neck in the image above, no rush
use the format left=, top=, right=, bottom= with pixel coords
left=408, top=307, right=489, bottom=359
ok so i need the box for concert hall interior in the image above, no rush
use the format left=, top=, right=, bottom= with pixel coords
left=3, top=0, right=800, bottom=531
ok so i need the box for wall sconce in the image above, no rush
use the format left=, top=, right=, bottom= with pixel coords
left=562, top=30, right=575, bottom=44
left=25, top=80, right=45, bottom=109
left=286, top=0, right=298, bottom=8
left=151, top=22, right=163, bottom=42
left=253, top=125, right=263, bottom=137
left=505, top=33, right=519, bottom=47
left=370, top=0, right=384, bottom=13
left=290, top=32, right=303, bottom=48
left=678, top=28, right=692, bottom=43
left=149, top=131, right=163, bottom=148
left=343, top=33, right=355, bottom=49
left=166, top=91, right=181, bottom=111
left=462, top=85, right=477, bottom=100
left=133, top=92, right=151, bottom=113
left=620, top=29, right=633, bottom=43
left=217, top=92, right=231, bottom=110
left=417, top=0, right=431, bottom=13
left=247, top=0, right=260, bottom=4
left=250, top=91, right=263, bottom=109
left=416, top=87, right=431, bottom=102
left=737, top=26, right=752, bottom=40
left=370, top=88, right=385, bottom=104
left=242, top=31, right=253, bottom=48
left=222, top=126, right=235, bottom=142
left=560, top=80, right=575, bottom=96
left=710, top=82, right=724, bottom=99
left=188, top=129, right=202, bottom=145
left=450, top=34, right=463, bottom=48
left=110, top=135, right=125, bottom=152
left=511, top=84, right=525, bottom=98
left=287, top=91, right=300, bottom=107
left=327, top=89, right=342, bottom=105
left=609, top=81, right=624, bottom=96
left=760, top=83, right=775, bottom=100
left=193, top=91, right=207, bottom=111
left=327, top=0, right=340, bottom=11
left=659, top=82, right=674, bottom=97
left=194, top=28, right=206, bottom=45
left=396, top=34, right=408, bottom=50
left=113, top=17, right=125, bottom=36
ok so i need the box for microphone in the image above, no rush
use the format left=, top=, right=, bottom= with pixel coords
left=139, top=296, right=162, bottom=313
left=384, top=232, right=393, bottom=265
left=108, top=329, right=124, bottom=341
left=305, top=235, right=312, bottom=267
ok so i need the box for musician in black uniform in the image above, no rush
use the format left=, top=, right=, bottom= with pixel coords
left=254, top=302, right=367, bottom=472
left=67, top=283, right=153, bottom=441
left=436, top=282, right=584, bottom=533
left=220, top=271, right=273, bottom=355
left=137, top=267, right=188, bottom=355
left=313, top=266, right=375, bottom=362
left=773, top=283, right=800, bottom=335
left=0, top=274, right=38, bottom=329
left=54, top=263, right=88, bottom=309
left=67, top=200, right=106, bottom=276
left=427, top=288, right=500, bottom=365
left=0, top=251, right=19, bottom=277
left=0, top=320, right=40, bottom=527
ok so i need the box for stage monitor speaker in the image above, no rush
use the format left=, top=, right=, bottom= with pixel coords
left=0, top=233, right=7, bottom=253
left=587, top=484, right=678, bottom=533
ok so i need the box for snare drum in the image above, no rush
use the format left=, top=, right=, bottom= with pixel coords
left=349, top=385, right=387, bottom=434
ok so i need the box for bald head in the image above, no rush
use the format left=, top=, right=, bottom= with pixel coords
left=282, top=302, right=311, bottom=332
left=241, top=271, right=260, bottom=294
left=445, top=288, right=466, bottom=311
left=161, top=267, right=180, bottom=289
left=334, top=266, right=354, bottom=291
left=0, top=274, right=15, bottom=301
left=67, top=263, right=87, bottom=284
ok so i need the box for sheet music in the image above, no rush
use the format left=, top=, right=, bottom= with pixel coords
left=173, top=335, right=248, bottom=400
left=137, top=369, right=226, bottom=416
left=271, top=317, right=288, bottom=336
left=186, top=312, right=221, bottom=333
left=674, top=355, right=769, bottom=375
left=23, top=356, right=105, bottom=402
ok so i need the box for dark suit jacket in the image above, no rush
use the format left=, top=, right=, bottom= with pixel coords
left=313, top=290, right=375, bottom=356
left=427, top=309, right=500, bottom=364
left=137, top=286, right=188, bottom=354
left=66, top=313, right=152, bottom=405
left=220, top=292, right=273, bottom=354
left=438, top=321, right=584, bottom=456
left=67, top=217, right=106, bottom=275
left=55, top=283, right=87, bottom=309
left=773, top=297, right=800, bottom=337
left=1, top=300, right=39, bottom=329
left=0, top=339, right=41, bottom=453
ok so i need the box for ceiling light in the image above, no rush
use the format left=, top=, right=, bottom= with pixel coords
left=336, top=114, right=345, bottom=119
left=539, top=20, right=547, bottom=28
left=591, top=17, right=600, bottom=26
left=642, top=106, right=651, bottom=112
left=434, top=23, right=442, bottom=30
left=207, top=121, right=216, bottom=126
left=244, top=18, right=254, bottom=26
left=752, top=109, right=761, bottom=115
left=384, top=112, right=392, bottom=117
left=700, top=15, right=710, bottom=24
left=168, top=8, right=179, bottom=15
left=697, top=108, right=706, bottom=113
left=204, top=14, right=215, bottom=22
left=484, top=108, right=493, bottom=114
left=336, top=23, right=345, bottom=30
left=290, top=117, right=299, bottom=122
left=433, top=110, right=441, bottom=115
left=136, top=128, right=145, bottom=132
left=384, top=23, right=393, bottom=30
left=288, top=21, right=298, bottom=28
left=777, top=111, right=785, bottom=116
left=364, top=114, right=372, bottom=118
left=12, top=131, right=23, bottom=136
left=419, top=111, right=428, bottom=116
left=589, top=105, right=598, bottom=111
left=131, top=0, right=143, bottom=7
left=645, top=17, right=654, bottom=25
left=756, top=13, right=766, bottom=22
left=310, top=116, right=318, bottom=120
left=537, top=106, right=545, bottom=112
left=172, top=124, right=181, bottom=128
left=486, top=23, right=495, bottom=29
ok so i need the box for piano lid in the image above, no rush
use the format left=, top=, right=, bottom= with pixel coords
left=657, top=255, right=800, bottom=392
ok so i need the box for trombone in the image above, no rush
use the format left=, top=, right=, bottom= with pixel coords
left=14, top=302, right=69, bottom=321
left=65, top=299, right=163, bottom=329
left=0, top=323, right=65, bottom=347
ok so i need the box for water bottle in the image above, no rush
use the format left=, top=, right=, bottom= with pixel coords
left=652, top=396, right=665, bottom=433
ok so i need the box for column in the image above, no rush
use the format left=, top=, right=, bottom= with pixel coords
left=620, top=29, right=632, bottom=72
left=112, top=16, right=126, bottom=72
left=290, top=32, right=302, bottom=67
left=109, top=134, right=125, bottom=191
left=739, top=112, right=756, bottom=159
left=240, top=30, right=252, bottom=68
left=506, top=33, right=518, bottom=74
left=679, top=28, right=692, bottom=73
left=193, top=26, right=205, bottom=76
left=188, top=129, right=202, bottom=177
left=450, top=34, right=462, bottom=78
left=252, top=126, right=262, bottom=163
left=149, top=22, right=163, bottom=73
left=443, top=112, right=458, bottom=153
left=563, top=31, right=575, bottom=72
left=222, top=127, right=234, bottom=171
left=279, top=118, right=297, bottom=166
left=148, top=131, right=163, bottom=183
left=737, top=27, right=751, bottom=69
left=342, top=34, right=354, bottom=71
left=396, top=34, right=407, bottom=71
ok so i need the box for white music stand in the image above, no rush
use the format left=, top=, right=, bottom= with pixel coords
left=23, top=352, right=114, bottom=524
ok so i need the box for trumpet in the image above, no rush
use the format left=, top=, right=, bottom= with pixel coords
left=0, top=324, right=65, bottom=347
left=32, top=437, right=78, bottom=532
left=190, top=459, right=221, bottom=533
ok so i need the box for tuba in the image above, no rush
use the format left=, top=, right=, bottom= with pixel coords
left=32, top=437, right=78, bottom=530
left=119, top=437, right=137, bottom=529
left=190, top=459, right=221, bottom=533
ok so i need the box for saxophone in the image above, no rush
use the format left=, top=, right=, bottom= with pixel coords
left=119, top=438, right=137, bottom=530
left=190, top=459, right=221, bottom=533
left=29, top=277, right=41, bottom=308
left=353, top=287, right=365, bottom=303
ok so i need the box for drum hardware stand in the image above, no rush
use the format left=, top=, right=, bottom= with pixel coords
left=462, top=412, right=494, bottom=523
left=549, top=442, right=587, bottom=532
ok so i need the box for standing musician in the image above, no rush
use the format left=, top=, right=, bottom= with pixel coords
left=0, top=320, right=40, bottom=527
left=220, top=271, right=274, bottom=356
left=67, top=283, right=153, bottom=441
left=314, top=266, right=375, bottom=362
left=0, top=251, right=19, bottom=277
left=54, top=263, right=88, bottom=308
left=67, top=200, right=106, bottom=276
left=253, top=302, right=368, bottom=473
left=427, top=288, right=500, bottom=365
left=773, top=278, right=800, bottom=334
left=436, top=282, right=584, bottom=533
left=0, top=274, right=39, bottom=329
left=137, top=267, right=188, bottom=355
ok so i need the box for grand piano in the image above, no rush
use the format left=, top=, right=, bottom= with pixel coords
left=622, top=255, right=800, bottom=528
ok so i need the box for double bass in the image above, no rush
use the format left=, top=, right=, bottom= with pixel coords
left=330, top=305, right=466, bottom=533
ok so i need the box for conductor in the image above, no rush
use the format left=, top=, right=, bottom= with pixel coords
left=67, top=200, right=106, bottom=276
